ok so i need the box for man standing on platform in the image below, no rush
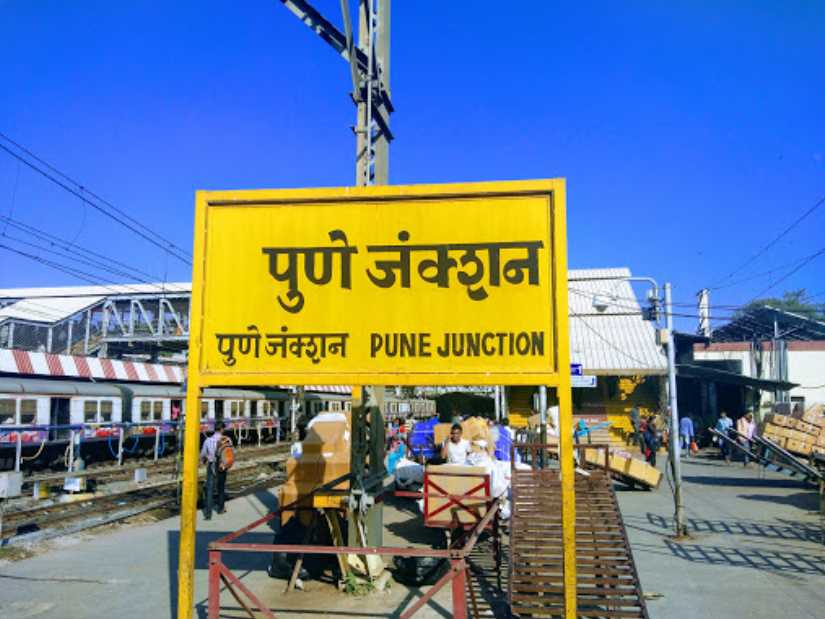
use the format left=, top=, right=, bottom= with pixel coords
left=715, top=411, right=733, bottom=464
left=629, top=406, right=641, bottom=448
left=736, top=412, right=756, bottom=467
left=679, top=415, right=695, bottom=457
left=200, top=422, right=231, bottom=520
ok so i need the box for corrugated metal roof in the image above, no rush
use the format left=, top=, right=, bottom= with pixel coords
left=0, top=376, right=122, bottom=396
left=0, top=296, right=104, bottom=324
left=568, top=267, right=632, bottom=281
left=0, top=282, right=191, bottom=299
left=568, top=269, right=667, bottom=375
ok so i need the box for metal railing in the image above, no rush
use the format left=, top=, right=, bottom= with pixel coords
left=0, top=416, right=284, bottom=472
left=207, top=483, right=502, bottom=619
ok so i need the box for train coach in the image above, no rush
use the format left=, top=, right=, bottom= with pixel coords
left=0, top=374, right=435, bottom=471
left=0, top=377, right=303, bottom=470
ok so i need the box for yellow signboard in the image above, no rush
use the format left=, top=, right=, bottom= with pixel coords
left=190, top=179, right=567, bottom=386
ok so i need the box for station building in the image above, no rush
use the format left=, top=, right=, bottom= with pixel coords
left=679, top=306, right=825, bottom=427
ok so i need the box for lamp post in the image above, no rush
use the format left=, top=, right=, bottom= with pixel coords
left=594, top=276, right=684, bottom=537
left=664, top=283, right=685, bottom=537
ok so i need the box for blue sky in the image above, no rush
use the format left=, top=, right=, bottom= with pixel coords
left=1, top=1, right=823, bottom=328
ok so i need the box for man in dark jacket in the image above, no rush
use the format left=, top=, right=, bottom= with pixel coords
left=643, top=418, right=660, bottom=467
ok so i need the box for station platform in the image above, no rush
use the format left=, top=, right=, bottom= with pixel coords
left=0, top=456, right=823, bottom=618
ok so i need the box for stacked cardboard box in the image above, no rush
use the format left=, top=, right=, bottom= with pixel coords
left=582, top=448, right=662, bottom=489
left=279, top=420, right=351, bottom=525
left=433, top=417, right=495, bottom=455
left=760, top=404, right=825, bottom=457
left=799, top=404, right=825, bottom=456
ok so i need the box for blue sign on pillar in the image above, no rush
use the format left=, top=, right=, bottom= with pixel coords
left=570, top=363, right=583, bottom=376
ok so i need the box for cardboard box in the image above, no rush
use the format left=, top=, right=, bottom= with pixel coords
left=762, top=423, right=792, bottom=440
left=764, top=414, right=794, bottom=429
left=300, top=421, right=350, bottom=457
left=801, top=404, right=825, bottom=429
left=786, top=418, right=818, bottom=436
left=583, top=449, right=661, bottom=489
left=785, top=439, right=812, bottom=456
left=424, top=463, right=490, bottom=525
left=794, top=429, right=814, bottom=444
left=280, top=419, right=351, bottom=525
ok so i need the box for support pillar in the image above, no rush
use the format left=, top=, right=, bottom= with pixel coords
left=450, top=560, right=468, bottom=619
left=84, top=309, right=91, bottom=355
left=68, top=430, right=76, bottom=471
left=207, top=550, right=221, bottom=619
left=14, top=432, right=22, bottom=473
left=708, top=382, right=718, bottom=421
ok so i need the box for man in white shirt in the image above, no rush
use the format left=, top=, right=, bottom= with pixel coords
left=441, top=423, right=471, bottom=465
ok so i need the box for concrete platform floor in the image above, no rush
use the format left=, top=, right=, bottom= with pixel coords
left=0, top=454, right=822, bottom=618
left=616, top=453, right=825, bottom=619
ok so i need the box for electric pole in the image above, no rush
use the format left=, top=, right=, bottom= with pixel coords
left=665, top=283, right=686, bottom=537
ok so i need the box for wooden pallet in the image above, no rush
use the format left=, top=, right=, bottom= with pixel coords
left=509, top=468, right=648, bottom=618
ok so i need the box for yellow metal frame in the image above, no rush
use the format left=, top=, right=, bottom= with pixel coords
left=191, top=179, right=563, bottom=386
left=177, top=179, right=576, bottom=617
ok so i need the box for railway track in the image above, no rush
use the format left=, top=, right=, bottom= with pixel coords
left=1, top=450, right=288, bottom=543
left=19, top=443, right=288, bottom=489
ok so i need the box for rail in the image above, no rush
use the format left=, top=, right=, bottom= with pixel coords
left=710, top=427, right=824, bottom=483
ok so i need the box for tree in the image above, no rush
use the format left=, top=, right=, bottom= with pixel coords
left=736, top=289, right=825, bottom=321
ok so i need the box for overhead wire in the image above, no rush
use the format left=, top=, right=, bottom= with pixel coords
left=0, top=214, right=158, bottom=280
left=711, top=193, right=825, bottom=288
left=570, top=284, right=824, bottom=318
left=3, top=158, right=20, bottom=234
left=748, top=244, right=825, bottom=301
left=0, top=132, right=192, bottom=261
left=1, top=231, right=153, bottom=285
left=0, top=242, right=127, bottom=287
left=0, top=139, right=192, bottom=265
left=568, top=288, right=741, bottom=321
left=709, top=247, right=825, bottom=291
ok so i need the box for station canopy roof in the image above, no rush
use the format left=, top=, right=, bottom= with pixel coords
left=0, top=296, right=104, bottom=324
left=0, top=282, right=191, bottom=326
left=0, top=282, right=191, bottom=300
left=676, top=363, right=798, bottom=391
left=568, top=268, right=667, bottom=376
left=711, top=306, right=825, bottom=342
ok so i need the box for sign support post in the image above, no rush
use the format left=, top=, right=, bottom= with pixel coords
left=178, top=196, right=208, bottom=619
left=552, top=181, right=577, bottom=617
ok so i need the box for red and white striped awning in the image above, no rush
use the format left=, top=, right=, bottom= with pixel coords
left=0, top=348, right=184, bottom=384
left=0, top=349, right=353, bottom=392
left=302, top=385, right=352, bottom=395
